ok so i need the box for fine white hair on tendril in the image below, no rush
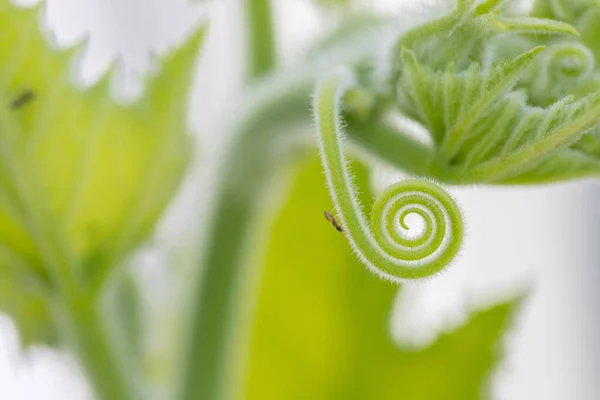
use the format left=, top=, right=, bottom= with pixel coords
left=313, top=68, right=464, bottom=282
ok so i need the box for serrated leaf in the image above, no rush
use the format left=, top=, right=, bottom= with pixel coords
left=466, top=91, right=600, bottom=182
left=0, top=2, right=203, bottom=343
left=499, top=147, right=600, bottom=183
left=244, top=156, right=519, bottom=400
left=398, top=47, right=600, bottom=183
left=394, top=0, right=577, bottom=75
left=400, top=46, right=542, bottom=157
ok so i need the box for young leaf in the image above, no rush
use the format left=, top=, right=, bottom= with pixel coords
left=397, top=47, right=600, bottom=183
left=389, top=0, right=577, bottom=78
left=244, top=157, right=520, bottom=400
left=400, top=46, right=543, bottom=155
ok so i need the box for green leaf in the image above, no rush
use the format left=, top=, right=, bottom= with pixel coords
left=397, top=47, right=600, bottom=183
left=392, top=0, right=577, bottom=75
left=0, top=282, right=56, bottom=346
left=244, top=156, right=519, bottom=399
left=400, top=46, right=543, bottom=153
left=0, top=2, right=203, bottom=343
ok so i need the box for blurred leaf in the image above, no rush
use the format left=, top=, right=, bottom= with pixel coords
left=245, top=156, right=519, bottom=400
left=0, top=282, right=56, bottom=346
left=0, top=2, right=203, bottom=344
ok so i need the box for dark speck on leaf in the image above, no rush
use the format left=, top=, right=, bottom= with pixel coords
left=11, top=90, right=35, bottom=109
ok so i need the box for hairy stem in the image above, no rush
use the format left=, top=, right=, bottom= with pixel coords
left=314, top=71, right=464, bottom=280
left=245, top=0, right=277, bottom=80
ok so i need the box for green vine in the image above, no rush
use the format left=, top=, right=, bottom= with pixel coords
left=314, top=72, right=464, bottom=280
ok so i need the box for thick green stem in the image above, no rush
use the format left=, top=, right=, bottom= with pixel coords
left=177, top=163, right=268, bottom=400
left=178, top=88, right=307, bottom=400
left=245, top=0, right=277, bottom=81
left=55, top=288, right=140, bottom=400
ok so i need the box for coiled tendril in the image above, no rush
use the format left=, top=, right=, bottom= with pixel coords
left=313, top=71, right=464, bottom=281
left=530, top=41, right=595, bottom=104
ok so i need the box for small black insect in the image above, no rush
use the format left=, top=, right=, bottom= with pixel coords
left=11, top=89, right=35, bottom=109
left=324, top=211, right=343, bottom=232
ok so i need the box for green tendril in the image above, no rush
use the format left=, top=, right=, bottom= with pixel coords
left=313, top=71, right=464, bottom=281
left=529, top=41, right=595, bottom=105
